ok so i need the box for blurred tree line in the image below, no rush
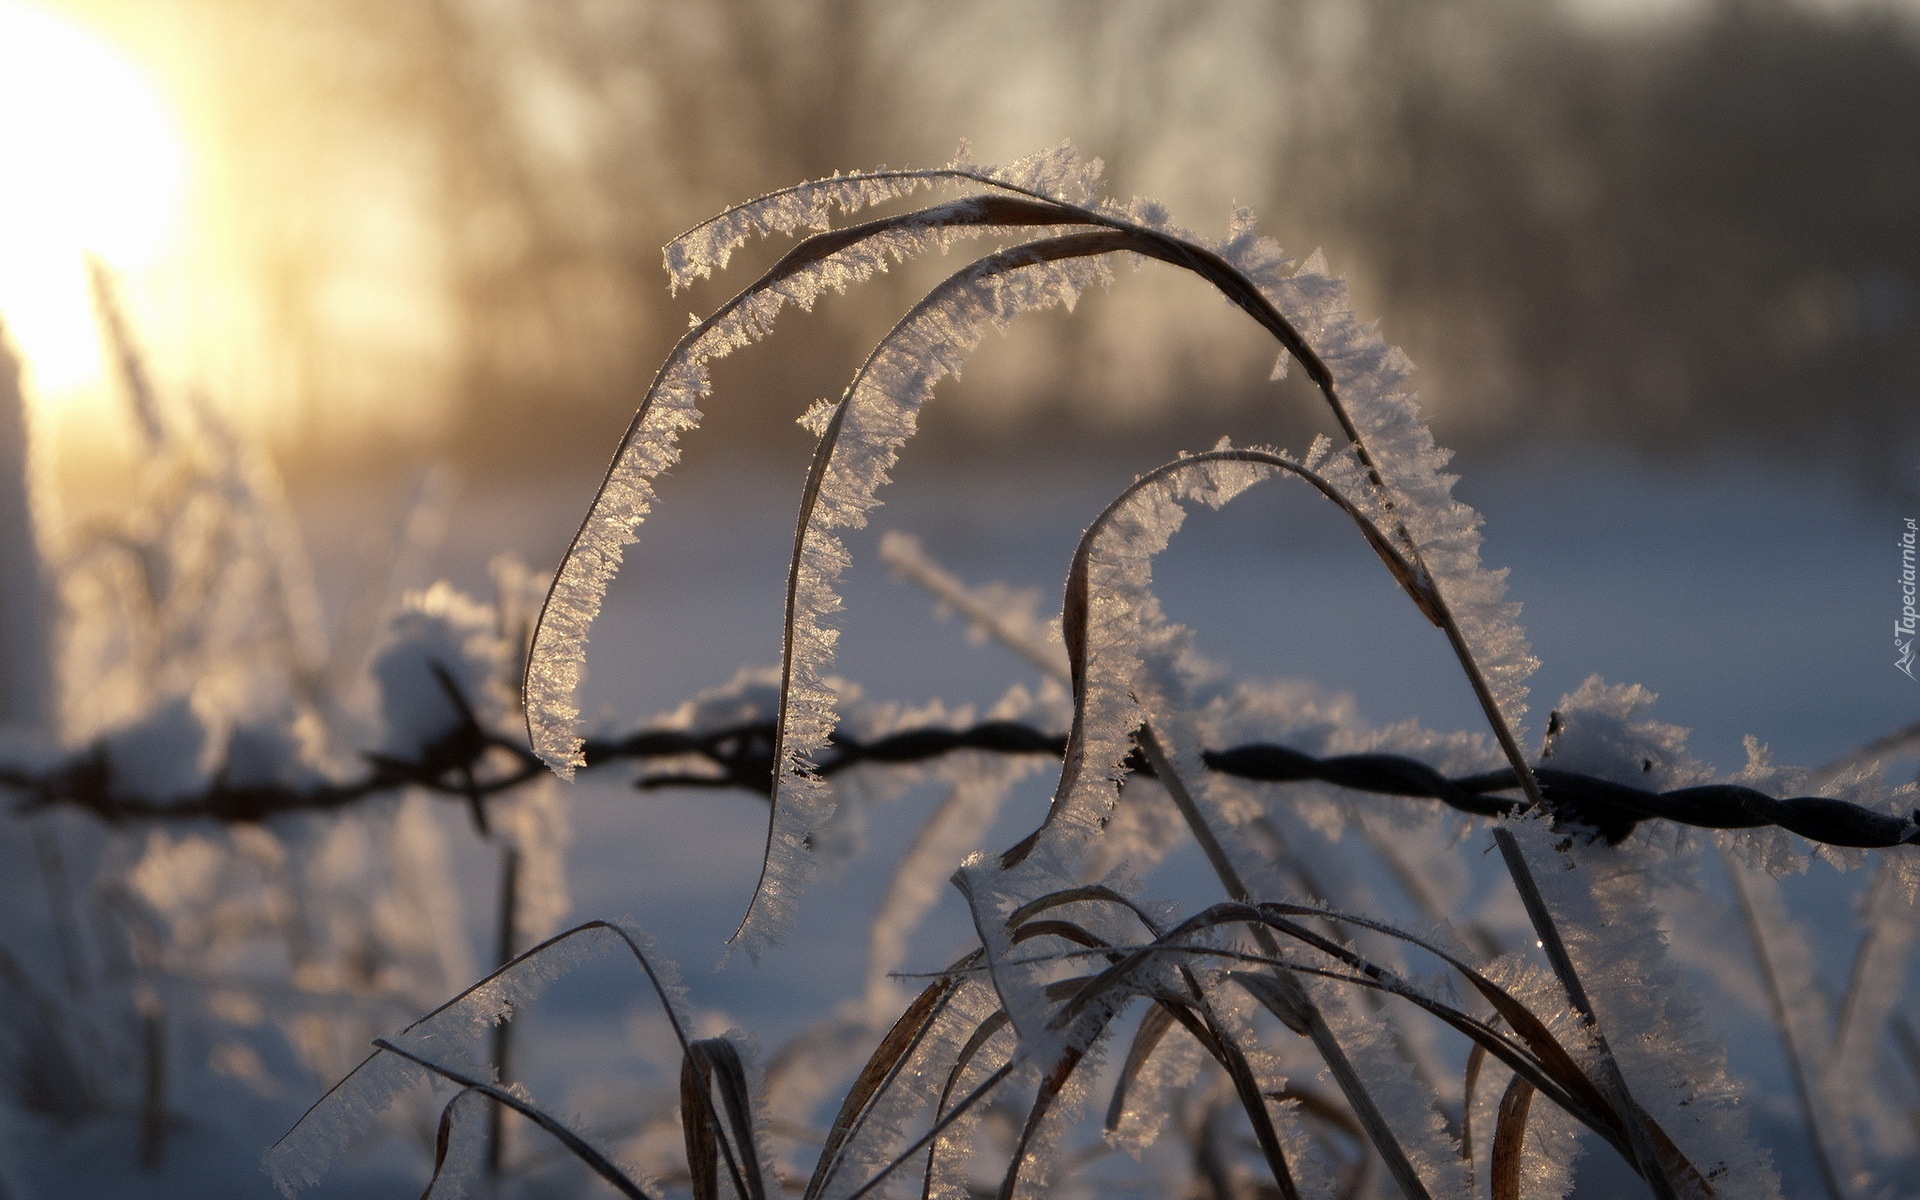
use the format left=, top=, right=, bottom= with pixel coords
left=70, top=0, right=1920, bottom=487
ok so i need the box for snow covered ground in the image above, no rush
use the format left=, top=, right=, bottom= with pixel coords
left=16, top=443, right=1916, bottom=1197
left=359, top=446, right=1912, bottom=1196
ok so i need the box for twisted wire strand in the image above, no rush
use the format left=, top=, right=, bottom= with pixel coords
left=7, top=696, right=1915, bottom=850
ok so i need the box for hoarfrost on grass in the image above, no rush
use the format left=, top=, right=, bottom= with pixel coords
left=1503, top=813, right=1782, bottom=1198
left=1244, top=238, right=1540, bottom=742
left=662, top=141, right=1103, bottom=290
left=1311, top=978, right=1473, bottom=1200
left=266, top=918, right=687, bottom=1194
left=739, top=247, right=1114, bottom=954
left=530, top=143, right=1114, bottom=776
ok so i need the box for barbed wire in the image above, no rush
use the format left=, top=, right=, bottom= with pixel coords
left=6, top=671, right=1915, bottom=851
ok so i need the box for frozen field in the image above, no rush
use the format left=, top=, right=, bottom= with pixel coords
left=22, top=444, right=1916, bottom=1198
left=293, top=447, right=1917, bottom=1195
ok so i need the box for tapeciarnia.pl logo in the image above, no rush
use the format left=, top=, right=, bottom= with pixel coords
left=1900, top=517, right=1917, bottom=679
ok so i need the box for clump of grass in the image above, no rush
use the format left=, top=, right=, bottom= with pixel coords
left=258, top=144, right=1919, bottom=1199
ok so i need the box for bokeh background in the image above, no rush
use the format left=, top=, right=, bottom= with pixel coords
left=5, top=0, right=1918, bottom=487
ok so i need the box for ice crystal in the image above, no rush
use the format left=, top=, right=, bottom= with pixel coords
left=528, top=148, right=1109, bottom=776
left=266, top=918, right=684, bottom=1193
left=736, top=248, right=1112, bottom=954
left=1504, top=814, right=1781, bottom=1198
left=370, top=582, right=512, bottom=757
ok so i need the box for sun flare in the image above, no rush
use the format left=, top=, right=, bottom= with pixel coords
left=0, top=0, right=189, bottom=397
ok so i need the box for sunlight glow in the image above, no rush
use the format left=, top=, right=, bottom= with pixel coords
left=0, top=0, right=189, bottom=396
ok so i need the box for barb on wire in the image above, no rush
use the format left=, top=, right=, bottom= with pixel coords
left=5, top=680, right=1915, bottom=852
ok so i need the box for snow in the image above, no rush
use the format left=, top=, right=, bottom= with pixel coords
left=369, top=582, right=513, bottom=760
left=1, top=443, right=1911, bottom=1196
